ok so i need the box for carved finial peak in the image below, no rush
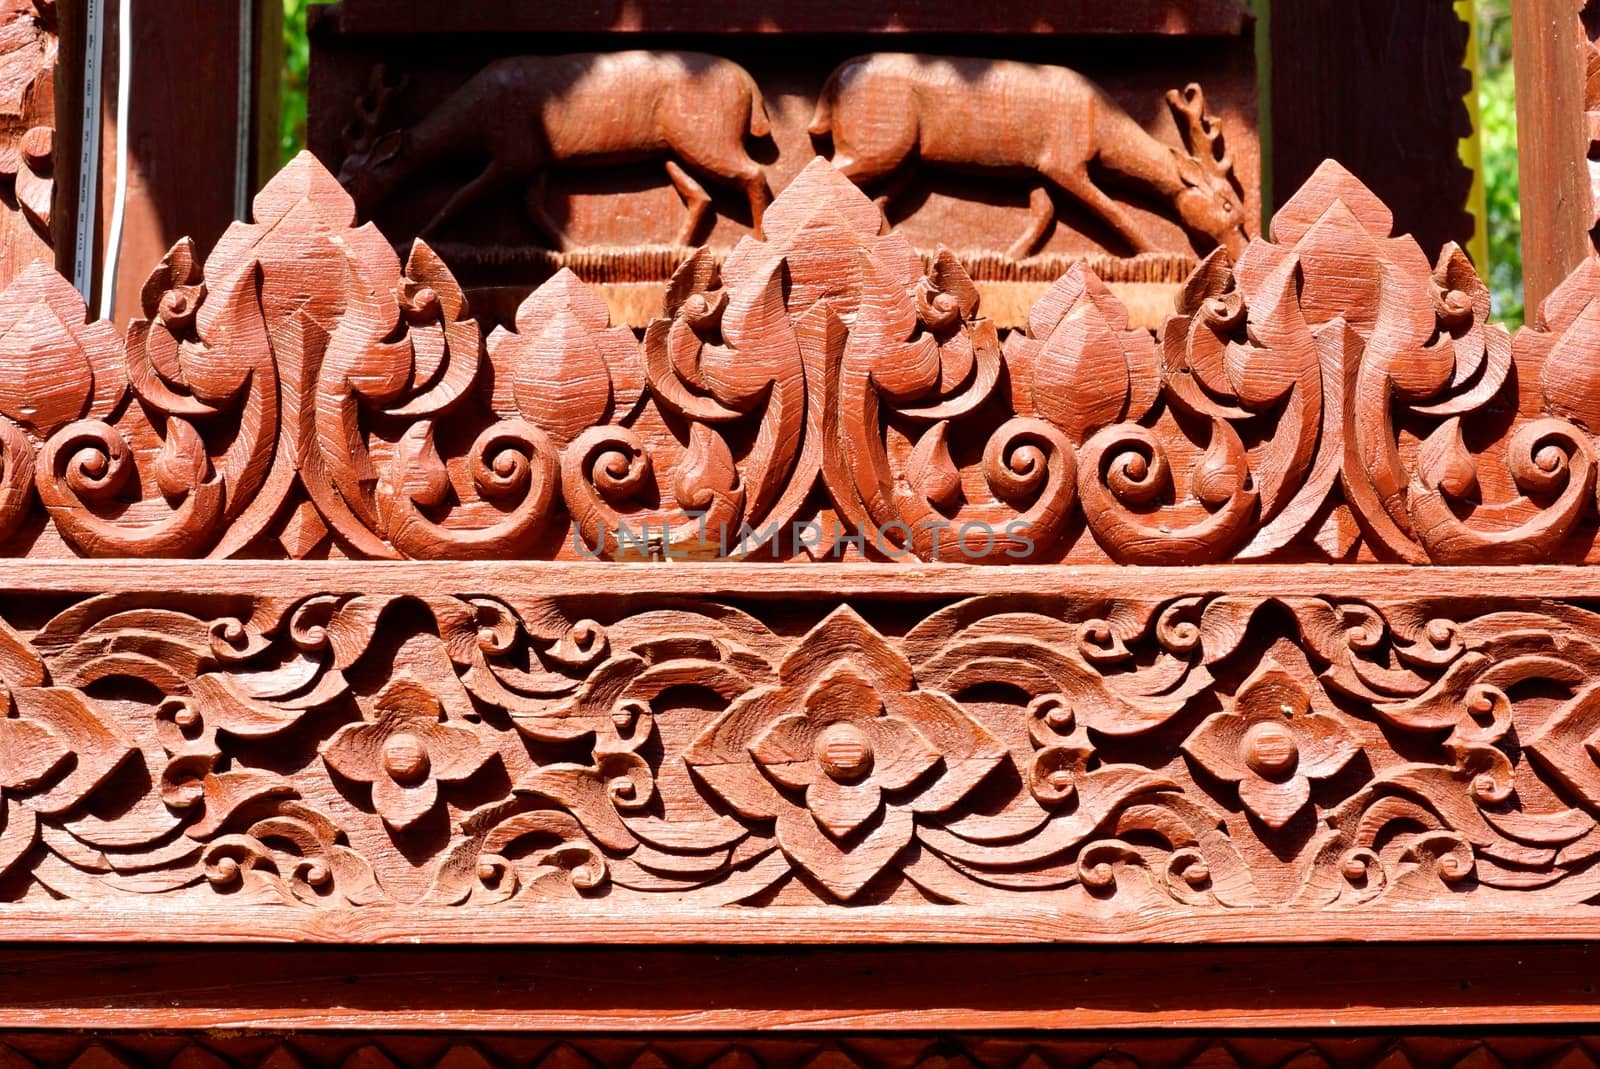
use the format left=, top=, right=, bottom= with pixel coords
left=0, top=257, right=87, bottom=328
left=760, top=156, right=883, bottom=246
left=1270, top=159, right=1394, bottom=246
left=251, top=150, right=357, bottom=231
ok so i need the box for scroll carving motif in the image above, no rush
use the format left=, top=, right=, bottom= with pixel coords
left=0, top=1034, right=1595, bottom=1069
left=0, top=151, right=1596, bottom=563
left=2, top=574, right=1600, bottom=935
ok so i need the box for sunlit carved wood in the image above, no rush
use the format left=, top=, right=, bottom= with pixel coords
left=337, top=52, right=773, bottom=247
left=0, top=152, right=1590, bottom=562
left=0, top=562, right=1584, bottom=939
left=812, top=55, right=1249, bottom=259
left=0, top=0, right=55, bottom=285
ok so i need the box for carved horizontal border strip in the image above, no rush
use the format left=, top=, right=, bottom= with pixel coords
left=1, top=1034, right=1599, bottom=1069
left=0, top=150, right=1598, bottom=563
left=0, top=561, right=1598, bottom=940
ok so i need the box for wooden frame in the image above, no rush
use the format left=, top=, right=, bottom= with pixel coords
left=0, top=150, right=1585, bottom=940
left=0, top=0, right=1596, bottom=1054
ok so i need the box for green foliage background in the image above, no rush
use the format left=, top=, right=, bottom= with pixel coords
left=274, top=0, right=1526, bottom=325
left=281, top=0, right=313, bottom=167
left=1478, top=0, right=1523, bottom=327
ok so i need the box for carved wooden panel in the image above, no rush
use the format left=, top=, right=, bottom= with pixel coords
left=1, top=1034, right=1600, bottom=1069
left=0, top=0, right=55, bottom=286
left=0, top=152, right=1588, bottom=565
left=0, top=136, right=1590, bottom=940
left=306, top=24, right=1259, bottom=330
left=5, top=25, right=1600, bottom=964
left=0, top=561, right=1596, bottom=938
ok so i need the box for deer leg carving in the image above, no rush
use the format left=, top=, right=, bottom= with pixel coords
left=665, top=160, right=713, bottom=247
left=666, top=137, right=770, bottom=239
left=1047, top=164, right=1155, bottom=256
left=421, top=158, right=523, bottom=238
left=523, top=169, right=571, bottom=251
left=1007, top=185, right=1056, bottom=260
left=868, top=166, right=917, bottom=231
left=742, top=173, right=770, bottom=239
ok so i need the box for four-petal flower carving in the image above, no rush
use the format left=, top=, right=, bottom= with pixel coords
left=685, top=606, right=1004, bottom=900
left=321, top=674, right=492, bottom=830
left=1182, top=660, right=1358, bottom=829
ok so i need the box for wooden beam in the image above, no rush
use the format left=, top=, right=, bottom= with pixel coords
left=1512, top=0, right=1593, bottom=317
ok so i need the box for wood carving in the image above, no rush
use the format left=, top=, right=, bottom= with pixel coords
left=812, top=55, right=1249, bottom=259
left=0, top=0, right=54, bottom=283
left=0, top=151, right=1590, bottom=563
left=337, top=52, right=773, bottom=247
left=314, top=43, right=1258, bottom=330
left=0, top=1034, right=1599, bottom=1069
left=0, top=565, right=1588, bottom=937
left=0, top=149, right=1594, bottom=938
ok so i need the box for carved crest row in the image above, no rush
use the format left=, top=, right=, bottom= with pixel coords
left=0, top=151, right=1597, bottom=563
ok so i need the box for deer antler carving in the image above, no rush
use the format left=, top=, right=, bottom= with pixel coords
left=1167, top=84, right=1234, bottom=187
left=340, top=64, right=408, bottom=160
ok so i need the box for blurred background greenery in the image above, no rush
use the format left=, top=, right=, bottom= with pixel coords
left=1477, top=0, right=1522, bottom=327
left=276, top=0, right=1527, bottom=325
left=280, top=0, right=313, bottom=167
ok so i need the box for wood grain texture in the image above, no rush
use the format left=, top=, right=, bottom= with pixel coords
left=808, top=57, right=1247, bottom=260
left=0, top=0, right=56, bottom=287
left=319, top=0, right=1255, bottom=36
left=1515, top=0, right=1596, bottom=313
left=0, top=562, right=1591, bottom=937
left=316, top=46, right=1258, bottom=281
left=0, top=152, right=1589, bottom=563
left=3, top=944, right=1600, bottom=1029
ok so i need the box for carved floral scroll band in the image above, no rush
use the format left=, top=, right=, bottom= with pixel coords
left=3, top=1035, right=1597, bottom=1069
left=0, top=151, right=1595, bottom=563
left=10, top=584, right=1600, bottom=921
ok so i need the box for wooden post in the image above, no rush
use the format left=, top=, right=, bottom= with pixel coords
left=1268, top=0, right=1475, bottom=260
left=1511, top=0, right=1593, bottom=317
left=51, top=0, right=272, bottom=322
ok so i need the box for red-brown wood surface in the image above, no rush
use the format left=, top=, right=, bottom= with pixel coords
left=3, top=10, right=1600, bottom=1047
left=0, top=1, right=57, bottom=287
left=307, top=36, right=1258, bottom=317
left=1, top=944, right=1599, bottom=1029
left=0, top=153, right=1575, bottom=565
left=0, top=145, right=1589, bottom=942
left=0, top=562, right=1589, bottom=940
left=1514, top=0, right=1595, bottom=313
left=319, top=0, right=1255, bottom=36
left=1268, top=0, right=1475, bottom=259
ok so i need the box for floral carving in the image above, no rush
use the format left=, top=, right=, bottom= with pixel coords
left=1182, top=660, right=1358, bottom=829
left=685, top=607, right=1004, bottom=899
left=321, top=675, right=493, bottom=830
left=0, top=153, right=1584, bottom=562
left=0, top=578, right=1590, bottom=935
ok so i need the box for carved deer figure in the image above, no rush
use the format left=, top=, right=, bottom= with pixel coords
left=809, top=54, right=1249, bottom=260
left=338, top=52, right=774, bottom=248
